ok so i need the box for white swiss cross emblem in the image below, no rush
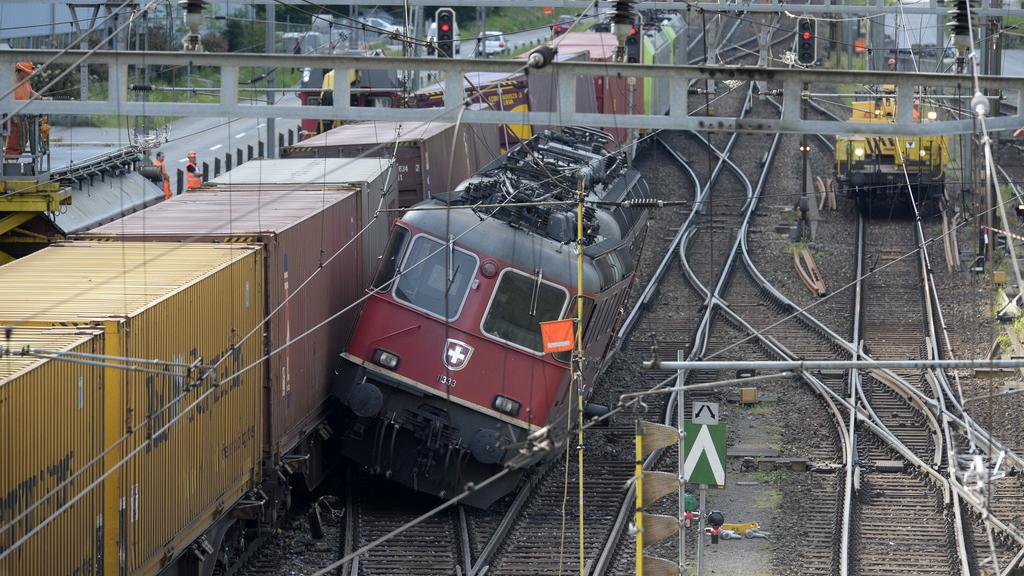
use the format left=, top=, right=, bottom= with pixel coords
left=443, top=339, right=474, bottom=371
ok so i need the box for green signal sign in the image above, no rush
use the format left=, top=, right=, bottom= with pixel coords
left=683, top=422, right=727, bottom=486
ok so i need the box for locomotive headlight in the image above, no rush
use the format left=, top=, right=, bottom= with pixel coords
left=919, top=150, right=928, bottom=158
left=372, top=348, right=400, bottom=370
left=927, top=111, right=937, bottom=121
left=854, top=147, right=865, bottom=157
left=492, top=395, right=522, bottom=417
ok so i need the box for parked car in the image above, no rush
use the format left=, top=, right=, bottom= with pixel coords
left=360, top=17, right=403, bottom=35
left=553, top=15, right=575, bottom=35
left=475, top=31, right=507, bottom=56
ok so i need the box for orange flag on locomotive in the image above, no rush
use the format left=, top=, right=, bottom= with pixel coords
left=540, top=318, right=575, bottom=353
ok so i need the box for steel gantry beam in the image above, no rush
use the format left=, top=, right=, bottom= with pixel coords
left=1, top=49, right=1023, bottom=136
left=14, top=0, right=1024, bottom=16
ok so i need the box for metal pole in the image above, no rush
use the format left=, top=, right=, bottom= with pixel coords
left=677, top=350, right=686, bottom=574
left=266, top=2, right=276, bottom=158
left=696, top=485, right=706, bottom=576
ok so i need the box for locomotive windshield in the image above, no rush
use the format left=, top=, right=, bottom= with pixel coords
left=393, top=235, right=478, bottom=320
left=481, top=269, right=569, bottom=353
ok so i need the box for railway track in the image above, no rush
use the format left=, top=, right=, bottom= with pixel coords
left=852, top=217, right=960, bottom=576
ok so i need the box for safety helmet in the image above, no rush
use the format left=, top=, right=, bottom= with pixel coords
left=15, top=61, right=33, bottom=74
left=187, top=151, right=197, bottom=157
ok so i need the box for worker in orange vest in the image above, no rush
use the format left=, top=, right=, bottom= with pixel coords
left=185, top=151, right=202, bottom=189
left=4, top=61, right=41, bottom=162
left=154, top=151, right=172, bottom=199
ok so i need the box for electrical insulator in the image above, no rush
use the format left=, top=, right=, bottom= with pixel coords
left=796, top=18, right=816, bottom=65
left=179, top=0, right=205, bottom=52
left=435, top=8, right=456, bottom=59
left=948, top=0, right=971, bottom=50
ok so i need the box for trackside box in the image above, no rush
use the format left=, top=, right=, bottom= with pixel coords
left=282, top=121, right=498, bottom=208
left=78, top=187, right=367, bottom=482
left=0, top=328, right=105, bottom=576
left=0, top=241, right=264, bottom=575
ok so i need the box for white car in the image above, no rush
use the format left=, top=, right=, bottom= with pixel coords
left=475, top=31, right=508, bottom=56
left=361, top=17, right=404, bottom=36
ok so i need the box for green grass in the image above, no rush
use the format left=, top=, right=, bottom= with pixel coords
left=752, top=488, right=782, bottom=511
left=750, top=471, right=787, bottom=484
left=742, top=402, right=773, bottom=416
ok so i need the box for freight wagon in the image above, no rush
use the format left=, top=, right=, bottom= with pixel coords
left=0, top=242, right=265, bottom=575
left=283, top=121, right=498, bottom=208
left=203, top=157, right=395, bottom=281
left=2, top=158, right=397, bottom=574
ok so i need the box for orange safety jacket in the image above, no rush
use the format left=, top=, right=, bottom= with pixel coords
left=154, top=159, right=172, bottom=199
left=185, top=160, right=202, bottom=189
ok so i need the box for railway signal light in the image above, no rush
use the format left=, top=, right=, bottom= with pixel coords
left=435, top=8, right=456, bottom=59
left=796, top=18, right=816, bottom=65
left=624, top=24, right=641, bottom=63
left=706, top=510, right=725, bottom=544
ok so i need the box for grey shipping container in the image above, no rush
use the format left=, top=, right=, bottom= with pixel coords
left=205, top=157, right=396, bottom=281
left=281, top=121, right=499, bottom=207
left=75, top=187, right=373, bottom=482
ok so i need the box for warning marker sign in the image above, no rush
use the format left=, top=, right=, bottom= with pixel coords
left=683, top=421, right=727, bottom=486
left=540, top=318, right=575, bottom=353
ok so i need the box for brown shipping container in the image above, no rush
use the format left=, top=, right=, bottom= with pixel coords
left=518, top=49, right=598, bottom=137
left=0, top=242, right=264, bottom=575
left=78, top=187, right=368, bottom=465
left=0, top=328, right=106, bottom=575
left=545, top=32, right=644, bottom=146
left=282, top=121, right=498, bottom=207
left=204, top=158, right=396, bottom=281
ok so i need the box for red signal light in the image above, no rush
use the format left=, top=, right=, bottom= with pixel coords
left=631, top=26, right=637, bottom=35
left=802, top=31, right=811, bottom=40
left=441, top=23, right=450, bottom=32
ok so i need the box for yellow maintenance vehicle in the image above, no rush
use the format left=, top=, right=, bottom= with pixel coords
left=835, top=87, right=950, bottom=214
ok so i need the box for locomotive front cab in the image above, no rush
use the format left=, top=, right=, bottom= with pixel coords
left=335, top=216, right=587, bottom=506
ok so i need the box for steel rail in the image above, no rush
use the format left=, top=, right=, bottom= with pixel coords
left=791, top=97, right=1024, bottom=474
left=591, top=81, right=758, bottom=576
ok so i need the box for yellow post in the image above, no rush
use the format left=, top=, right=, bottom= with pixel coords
left=635, top=420, right=644, bottom=576
left=576, top=177, right=585, bottom=576
left=102, top=320, right=123, bottom=575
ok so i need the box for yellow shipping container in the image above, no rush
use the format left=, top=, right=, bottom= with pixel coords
left=0, top=328, right=105, bottom=576
left=0, top=242, right=265, bottom=575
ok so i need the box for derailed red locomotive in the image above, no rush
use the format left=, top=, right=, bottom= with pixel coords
left=334, top=127, right=650, bottom=507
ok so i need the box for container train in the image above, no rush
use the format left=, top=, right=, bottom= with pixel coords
left=835, top=88, right=950, bottom=213
left=0, top=158, right=394, bottom=575
left=333, top=127, right=651, bottom=507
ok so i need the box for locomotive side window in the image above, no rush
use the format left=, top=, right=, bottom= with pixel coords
left=481, top=269, right=569, bottom=354
left=372, top=225, right=410, bottom=291
left=393, top=234, right=478, bottom=321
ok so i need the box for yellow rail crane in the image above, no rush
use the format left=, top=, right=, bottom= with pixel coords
left=0, top=114, right=71, bottom=263
left=835, top=87, right=950, bottom=214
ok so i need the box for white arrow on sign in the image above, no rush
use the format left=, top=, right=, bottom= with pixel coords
left=683, top=424, right=726, bottom=485
left=693, top=401, right=719, bottom=425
